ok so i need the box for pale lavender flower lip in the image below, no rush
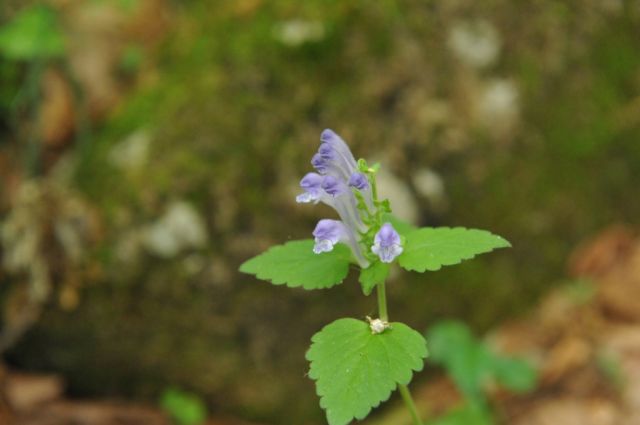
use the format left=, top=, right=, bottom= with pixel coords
left=348, top=172, right=369, bottom=190
left=371, top=223, right=403, bottom=263
left=311, top=153, right=329, bottom=174
left=296, top=172, right=324, bottom=203
left=312, top=219, right=347, bottom=253
left=321, top=175, right=347, bottom=197
left=320, top=130, right=357, bottom=167
left=312, top=219, right=369, bottom=267
left=318, top=143, right=336, bottom=160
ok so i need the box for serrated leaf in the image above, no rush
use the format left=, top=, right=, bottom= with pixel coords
left=307, top=318, right=427, bottom=425
left=399, top=227, right=510, bottom=272
left=240, top=240, right=352, bottom=290
left=358, top=262, right=390, bottom=295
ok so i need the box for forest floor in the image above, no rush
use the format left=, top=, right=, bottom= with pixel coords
left=3, top=225, right=640, bottom=425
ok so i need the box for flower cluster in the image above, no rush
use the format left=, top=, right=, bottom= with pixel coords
left=296, top=129, right=403, bottom=267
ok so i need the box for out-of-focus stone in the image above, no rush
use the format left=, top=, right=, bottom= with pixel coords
left=376, top=167, right=418, bottom=224
left=448, top=19, right=501, bottom=69
left=143, top=201, right=208, bottom=258
left=273, top=19, right=325, bottom=47
left=5, top=373, right=64, bottom=411
left=473, top=78, right=520, bottom=140
left=412, top=167, right=448, bottom=212
left=108, top=130, right=151, bottom=171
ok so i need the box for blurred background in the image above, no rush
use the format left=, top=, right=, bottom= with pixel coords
left=1, top=1, right=640, bottom=424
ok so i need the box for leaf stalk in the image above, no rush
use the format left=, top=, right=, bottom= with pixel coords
left=376, top=281, right=424, bottom=425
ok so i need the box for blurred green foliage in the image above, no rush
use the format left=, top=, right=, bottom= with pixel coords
left=428, top=403, right=493, bottom=425
left=596, top=351, right=625, bottom=393
left=0, top=3, right=67, bottom=173
left=0, top=4, right=65, bottom=61
left=160, top=387, right=207, bottom=425
left=426, top=320, right=537, bottom=424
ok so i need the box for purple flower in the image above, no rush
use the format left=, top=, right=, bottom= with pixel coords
left=320, top=129, right=357, bottom=169
left=318, top=143, right=336, bottom=160
left=311, top=153, right=329, bottom=174
left=296, top=172, right=324, bottom=203
left=296, top=129, right=376, bottom=268
left=321, top=175, right=348, bottom=197
left=371, top=223, right=403, bottom=263
left=312, top=129, right=358, bottom=180
left=312, top=219, right=348, bottom=253
left=312, top=219, right=368, bottom=266
left=348, top=172, right=369, bottom=190
left=322, top=174, right=367, bottom=236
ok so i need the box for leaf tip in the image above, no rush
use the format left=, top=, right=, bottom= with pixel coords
left=238, top=257, right=256, bottom=274
left=496, top=235, right=512, bottom=248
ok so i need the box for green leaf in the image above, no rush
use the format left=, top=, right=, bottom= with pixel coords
left=427, top=321, right=538, bottom=401
left=358, top=261, right=390, bottom=295
left=0, top=5, right=66, bottom=61
left=307, top=318, right=427, bottom=425
left=399, top=227, right=510, bottom=272
left=239, top=240, right=352, bottom=290
left=427, top=321, right=474, bottom=364
left=427, top=321, right=493, bottom=400
left=491, top=356, right=537, bottom=393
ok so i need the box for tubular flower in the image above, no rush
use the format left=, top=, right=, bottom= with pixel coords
left=312, top=219, right=349, bottom=254
left=348, top=172, right=369, bottom=190
left=297, top=129, right=404, bottom=268
left=296, top=172, right=327, bottom=204
left=371, top=223, right=403, bottom=263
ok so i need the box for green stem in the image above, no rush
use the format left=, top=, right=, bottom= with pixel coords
left=398, top=384, right=423, bottom=425
left=369, top=171, right=384, bottom=224
left=370, top=168, right=379, bottom=201
left=376, top=281, right=388, bottom=322
left=376, top=281, right=423, bottom=425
